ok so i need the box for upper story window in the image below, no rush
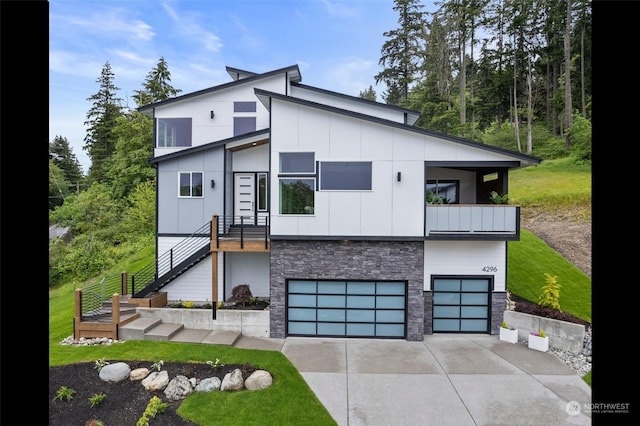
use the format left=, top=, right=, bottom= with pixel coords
left=426, top=180, right=459, bottom=204
left=233, top=101, right=257, bottom=136
left=179, top=172, right=203, bottom=197
left=320, top=161, right=372, bottom=190
left=278, top=152, right=315, bottom=215
left=157, top=118, right=192, bottom=148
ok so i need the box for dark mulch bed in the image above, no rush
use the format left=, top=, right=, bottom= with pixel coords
left=510, top=293, right=590, bottom=327
left=49, top=361, right=257, bottom=426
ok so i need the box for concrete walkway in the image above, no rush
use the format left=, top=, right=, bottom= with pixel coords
left=172, top=331, right=592, bottom=425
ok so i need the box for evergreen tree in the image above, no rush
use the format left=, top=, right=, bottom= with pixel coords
left=358, top=85, right=377, bottom=101
left=49, top=160, right=71, bottom=210
left=375, top=0, right=427, bottom=106
left=133, top=57, right=182, bottom=107
left=84, top=61, right=123, bottom=183
left=49, top=135, right=83, bottom=184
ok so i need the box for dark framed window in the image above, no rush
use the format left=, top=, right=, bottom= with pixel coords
left=320, top=161, right=372, bottom=190
left=234, top=101, right=257, bottom=112
left=278, top=152, right=315, bottom=214
left=233, top=117, right=257, bottom=136
left=179, top=172, right=203, bottom=197
left=426, top=180, right=459, bottom=204
left=157, top=118, right=192, bottom=147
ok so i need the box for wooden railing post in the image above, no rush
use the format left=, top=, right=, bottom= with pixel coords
left=74, top=288, right=82, bottom=319
left=111, top=293, right=120, bottom=325
left=121, top=272, right=128, bottom=296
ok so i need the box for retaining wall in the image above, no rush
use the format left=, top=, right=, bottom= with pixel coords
left=503, top=310, right=586, bottom=354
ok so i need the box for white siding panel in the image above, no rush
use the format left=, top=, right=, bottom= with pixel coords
left=393, top=130, right=425, bottom=160
left=328, top=192, right=361, bottom=235
left=225, top=252, right=270, bottom=299
left=161, top=259, right=213, bottom=303
left=392, top=161, right=424, bottom=235
left=232, top=144, right=269, bottom=171
left=290, top=85, right=406, bottom=123
left=329, top=114, right=361, bottom=158
left=299, top=107, right=330, bottom=155
left=362, top=123, right=393, bottom=160
left=361, top=161, right=393, bottom=235
left=271, top=102, right=299, bottom=150
left=424, top=241, right=506, bottom=292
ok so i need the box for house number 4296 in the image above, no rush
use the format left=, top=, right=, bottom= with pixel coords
left=482, top=266, right=497, bottom=272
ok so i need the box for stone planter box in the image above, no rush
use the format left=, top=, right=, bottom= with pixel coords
left=499, top=327, right=518, bottom=344
left=528, top=334, right=549, bottom=352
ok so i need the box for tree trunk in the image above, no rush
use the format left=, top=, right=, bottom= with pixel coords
left=564, top=0, right=572, bottom=147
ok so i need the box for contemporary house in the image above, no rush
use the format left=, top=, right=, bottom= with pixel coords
left=137, top=64, right=541, bottom=342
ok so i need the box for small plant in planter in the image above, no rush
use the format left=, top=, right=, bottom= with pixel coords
left=499, top=320, right=518, bottom=343
left=528, top=329, right=549, bottom=352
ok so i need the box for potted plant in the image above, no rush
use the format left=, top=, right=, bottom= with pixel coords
left=528, top=329, right=549, bottom=352
left=499, top=320, right=518, bottom=344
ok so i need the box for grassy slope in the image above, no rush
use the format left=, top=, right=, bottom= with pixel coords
left=507, top=157, right=592, bottom=323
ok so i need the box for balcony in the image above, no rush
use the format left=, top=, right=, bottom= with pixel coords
left=211, top=215, right=270, bottom=252
left=425, top=205, right=520, bottom=240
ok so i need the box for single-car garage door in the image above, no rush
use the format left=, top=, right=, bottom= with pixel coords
left=432, top=277, right=491, bottom=333
left=287, top=280, right=406, bottom=338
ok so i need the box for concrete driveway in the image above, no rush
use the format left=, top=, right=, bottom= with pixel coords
left=234, top=334, right=592, bottom=425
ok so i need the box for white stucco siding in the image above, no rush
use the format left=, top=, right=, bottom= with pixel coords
left=424, top=241, right=506, bottom=292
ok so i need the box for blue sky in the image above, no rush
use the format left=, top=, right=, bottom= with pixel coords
left=49, top=0, right=436, bottom=174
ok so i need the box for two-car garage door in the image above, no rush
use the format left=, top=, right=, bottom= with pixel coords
left=286, top=280, right=406, bottom=338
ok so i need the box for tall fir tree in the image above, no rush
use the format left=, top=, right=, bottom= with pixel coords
left=133, top=57, right=182, bottom=107
left=84, top=61, right=123, bottom=183
left=375, top=0, right=427, bottom=106
left=49, top=135, right=83, bottom=184
left=358, top=85, right=377, bottom=101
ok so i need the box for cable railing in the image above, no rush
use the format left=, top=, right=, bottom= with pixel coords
left=78, top=274, right=125, bottom=318
left=214, top=215, right=270, bottom=249
left=130, top=221, right=212, bottom=296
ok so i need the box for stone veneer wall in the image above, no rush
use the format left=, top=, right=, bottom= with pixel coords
left=491, top=292, right=507, bottom=335
left=270, top=240, right=425, bottom=341
left=423, top=291, right=433, bottom=334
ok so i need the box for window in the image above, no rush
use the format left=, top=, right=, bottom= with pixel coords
left=426, top=180, right=459, bottom=204
left=279, top=153, right=315, bottom=214
left=258, top=173, right=268, bottom=211
left=157, top=118, right=192, bottom=147
left=179, top=172, right=203, bottom=197
left=320, top=161, right=372, bottom=190
left=234, top=101, right=257, bottom=112
left=233, top=117, right=257, bottom=136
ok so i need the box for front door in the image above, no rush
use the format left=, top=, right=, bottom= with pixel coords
left=234, top=173, right=256, bottom=224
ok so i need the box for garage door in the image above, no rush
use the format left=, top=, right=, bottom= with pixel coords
left=432, top=278, right=490, bottom=333
left=287, top=280, right=406, bottom=338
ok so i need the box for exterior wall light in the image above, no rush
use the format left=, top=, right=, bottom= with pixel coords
left=210, top=110, right=215, bottom=119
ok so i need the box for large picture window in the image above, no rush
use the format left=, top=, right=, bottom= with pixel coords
left=278, top=153, right=315, bottom=214
left=320, top=161, right=372, bottom=190
left=179, top=172, right=203, bottom=197
left=157, top=118, right=192, bottom=147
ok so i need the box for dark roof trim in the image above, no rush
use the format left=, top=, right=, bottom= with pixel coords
left=255, top=88, right=542, bottom=165
left=138, top=64, right=301, bottom=114
left=425, top=161, right=522, bottom=168
left=291, top=82, right=421, bottom=124
left=150, top=128, right=270, bottom=164
left=226, top=66, right=258, bottom=80
left=270, top=235, right=426, bottom=242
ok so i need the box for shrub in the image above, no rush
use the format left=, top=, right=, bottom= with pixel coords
left=231, top=284, right=253, bottom=307
left=88, top=393, right=106, bottom=408
left=54, top=386, right=76, bottom=402
left=538, top=273, right=562, bottom=311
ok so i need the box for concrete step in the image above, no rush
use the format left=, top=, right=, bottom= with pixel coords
left=142, top=322, right=184, bottom=341
left=118, top=317, right=162, bottom=340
